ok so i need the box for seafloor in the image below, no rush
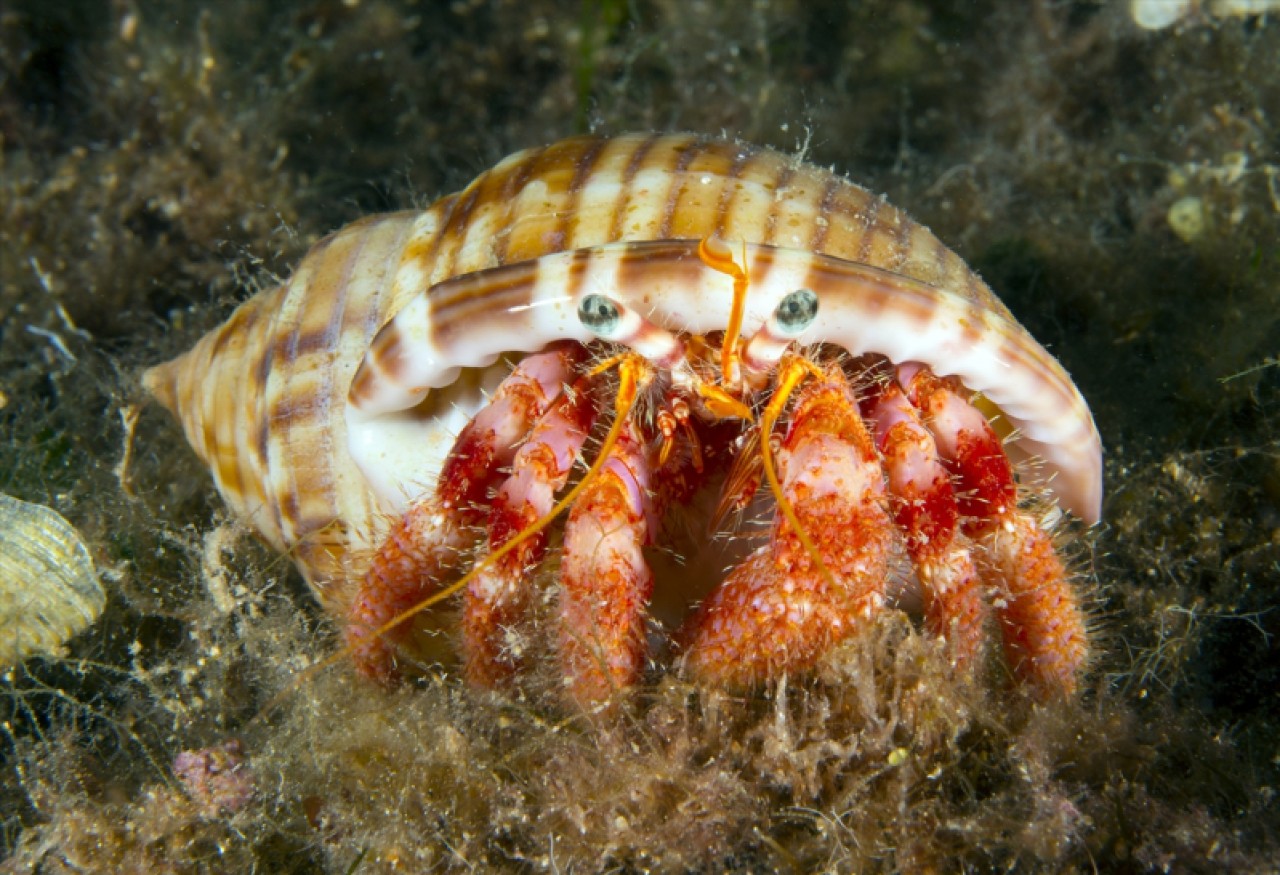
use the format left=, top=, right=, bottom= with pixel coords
left=1, top=1, right=1277, bottom=872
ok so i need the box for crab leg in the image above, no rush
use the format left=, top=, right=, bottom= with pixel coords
left=680, top=368, right=894, bottom=686
left=864, top=380, right=986, bottom=667
left=463, top=380, right=597, bottom=688
left=346, top=343, right=583, bottom=683
left=557, top=421, right=656, bottom=707
left=900, top=365, right=1088, bottom=694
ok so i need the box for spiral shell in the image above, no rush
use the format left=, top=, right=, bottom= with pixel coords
left=145, top=133, right=1101, bottom=612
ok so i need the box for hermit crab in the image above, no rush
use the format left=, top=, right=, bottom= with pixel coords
left=145, top=133, right=1100, bottom=708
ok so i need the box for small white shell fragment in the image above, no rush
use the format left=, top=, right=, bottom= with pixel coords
left=0, top=493, right=106, bottom=666
left=1132, top=0, right=1280, bottom=29
left=1131, top=0, right=1194, bottom=30
left=1168, top=195, right=1206, bottom=242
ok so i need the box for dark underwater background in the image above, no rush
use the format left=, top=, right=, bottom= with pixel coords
left=1, top=1, right=1278, bottom=871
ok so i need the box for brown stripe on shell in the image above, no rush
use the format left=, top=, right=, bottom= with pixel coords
left=611, top=239, right=713, bottom=322
left=278, top=486, right=301, bottom=536
left=803, top=256, right=875, bottom=326
left=767, top=158, right=826, bottom=251
left=496, top=137, right=604, bottom=265
left=346, top=357, right=379, bottom=408
left=265, top=225, right=370, bottom=544
left=614, top=133, right=697, bottom=241
left=365, top=319, right=406, bottom=381
left=488, top=149, right=543, bottom=266
left=212, top=389, right=245, bottom=505
left=747, top=243, right=779, bottom=295
left=556, top=137, right=611, bottom=248
left=444, top=146, right=550, bottom=279
left=401, top=194, right=458, bottom=283
left=362, top=325, right=409, bottom=392
left=809, top=175, right=842, bottom=253
left=436, top=177, right=489, bottom=280
left=291, top=228, right=406, bottom=586
left=659, top=135, right=710, bottom=238
left=713, top=142, right=778, bottom=244
left=562, top=245, right=595, bottom=307
left=375, top=212, right=435, bottom=339
left=344, top=214, right=433, bottom=413
left=667, top=138, right=742, bottom=240
left=853, top=194, right=885, bottom=266
left=803, top=255, right=929, bottom=330
left=253, top=408, right=272, bottom=493
left=428, top=259, right=540, bottom=350
left=612, top=240, right=657, bottom=309
left=931, top=233, right=955, bottom=292
left=954, top=302, right=987, bottom=353
left=267, top=389, right=323, bottom=426
left=248, top=285, right=288, bottom=543
left=205, top=294, right=258, bottom=363
left=885, top=203, right=914, bottom=274
left=608, top=134, right=664, bottom=241
left=712, top=144, right=752, bottom=239
left=761, top=158, right=798, bottom=247
left=860, top=200, right=912, bottom=273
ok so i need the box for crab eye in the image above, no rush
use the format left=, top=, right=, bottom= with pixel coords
left=774, top=288, right=819, bottom=335
left=578, top=294, right=623, bottom=337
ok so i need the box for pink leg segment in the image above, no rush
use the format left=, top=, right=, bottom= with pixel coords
left=558, top=422, right=655, bottom=707
left=680, top=369, right=894, bottom=686
left=864, top=381, right=986, bottom=667
left=902, top=366, right=1088, bottom=694
left=345, top=343, right=584, bottom=683
left=463, top=380, right=597, bottom=688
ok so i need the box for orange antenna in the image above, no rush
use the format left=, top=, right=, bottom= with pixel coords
left=254, top=353, right=652, bottom=722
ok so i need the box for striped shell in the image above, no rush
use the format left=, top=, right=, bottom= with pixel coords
left=144, top=133, right=1102, bottom=613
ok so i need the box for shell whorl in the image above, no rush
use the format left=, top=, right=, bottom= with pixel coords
left=145, top=133, right=1101, bottom=607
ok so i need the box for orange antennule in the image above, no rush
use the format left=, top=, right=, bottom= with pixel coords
left=697, top=236, right=749, bottom=388
left=759, top=355, right=836, bottom=590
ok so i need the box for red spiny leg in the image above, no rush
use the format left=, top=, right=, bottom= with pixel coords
left=864, top=381, right=986, bottom=668
left=902, top=366, right=1088, bottom=694
left=346, top=343, right=584, bottom=683
left=558, top=422, right=658, bottom=708
left=680, top=369, right=894, bottom=686
left=463, top=380, right=597, bottom=688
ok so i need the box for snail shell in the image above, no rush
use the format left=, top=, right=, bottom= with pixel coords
left=144, top=133, right=1101, bottom=613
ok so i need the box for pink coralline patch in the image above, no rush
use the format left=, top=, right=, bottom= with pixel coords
left=173, top=738, right=254, bottom=816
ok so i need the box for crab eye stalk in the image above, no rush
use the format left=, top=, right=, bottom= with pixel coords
left=576, top=293, right=685, bottom=367
left=742, top=288, right=821, bottom=372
